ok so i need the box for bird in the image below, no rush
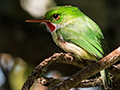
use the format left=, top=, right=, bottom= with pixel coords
left=26, top=5, right=111, bottom=89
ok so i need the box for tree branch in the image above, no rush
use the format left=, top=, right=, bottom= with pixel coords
left=37, top=76, right=103, bottom=88
left=21, top=46, right=120, bottom=90
left=49, top=46, right=120, bottom=90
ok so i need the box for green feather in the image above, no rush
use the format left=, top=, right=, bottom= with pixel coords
left=44, top=6, right=111, bottom=89
left=45, top=6, right=109, bottom=59
left=56, top=17, right=106, bottom=59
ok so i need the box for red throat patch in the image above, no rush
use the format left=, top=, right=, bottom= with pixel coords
left=46, top=22, right=55, bottom=32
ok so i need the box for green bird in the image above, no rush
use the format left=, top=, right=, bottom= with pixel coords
left=26, top=6, right=111, bottom=89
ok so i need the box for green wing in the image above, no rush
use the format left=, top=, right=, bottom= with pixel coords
left=57, top=17, right=109, bottom=59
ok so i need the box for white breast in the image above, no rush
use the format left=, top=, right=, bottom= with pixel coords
left=52, top=31, right=97, bottom=61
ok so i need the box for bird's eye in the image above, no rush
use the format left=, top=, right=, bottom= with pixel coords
left=52, top=14, right=60, bottom=20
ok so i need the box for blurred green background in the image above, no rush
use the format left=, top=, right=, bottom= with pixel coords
left=0, top=0, right=120, bottom=90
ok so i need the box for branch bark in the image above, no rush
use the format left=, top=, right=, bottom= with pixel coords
left=49, top=47, right=120, bottom=90
left=37, top=76, right=103, bottom=88
left=21, top=46, right=120, bottom=90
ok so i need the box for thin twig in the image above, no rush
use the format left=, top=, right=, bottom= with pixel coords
left=49, top=46, right=120, bottom=90
left=21, top=47, right=120, bottom=90
left=38, top=76, right=103, bottom=88
left=21, top=53, right=95, bottom=90
left=37, top=62, right=120, bottom=88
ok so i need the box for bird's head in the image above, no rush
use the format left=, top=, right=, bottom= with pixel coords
left=26, top=6, right=81, bottom=33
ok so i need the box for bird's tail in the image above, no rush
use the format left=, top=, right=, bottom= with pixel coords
left=100, top=69, right=112, bottom=90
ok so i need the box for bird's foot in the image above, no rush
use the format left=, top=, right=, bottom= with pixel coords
left=65, top=53, right=74, bottom=62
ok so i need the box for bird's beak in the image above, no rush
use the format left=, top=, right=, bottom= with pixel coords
left=25, top=19, right=50, bottom=23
